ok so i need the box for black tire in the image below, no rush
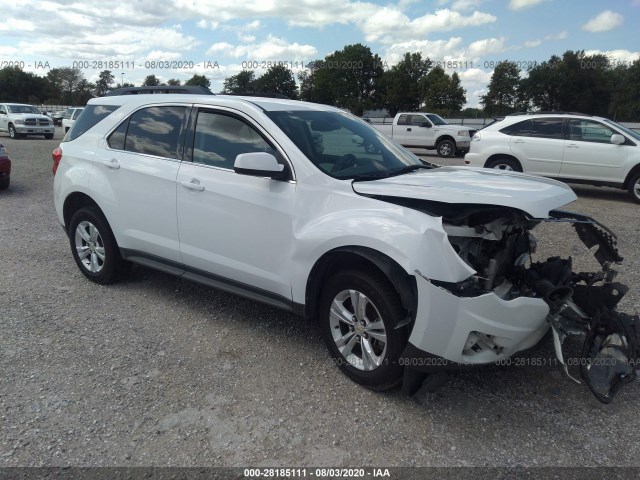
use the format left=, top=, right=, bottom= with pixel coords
left=0, top=176, right=9, bottom=190
left=8, top=124, right=21, bottom=139
left=486, top=156, right=522, bottom=172
left=45, top=133, right=54, bottom=139
left=68, top=207, right=129, bottom=284
left=320, top=268, right=407, bottom=390
left=436, top=139, right=455, bottom=158
left=628, top=171, right=640, bottom=204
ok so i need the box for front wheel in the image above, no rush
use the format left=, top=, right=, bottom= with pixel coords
left=320, top=269, right=407, bottom=390
left=8, top=124, right=21, bottom=139
left=436, top=139, right=455, bottom=157
left=0, top=176, right=9, bottom=190
left=68, top=207, right=129, bottom=284
left=628, top=172, right=640, bottom=204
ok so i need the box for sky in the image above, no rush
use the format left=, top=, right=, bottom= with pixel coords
left=1, top=0, right=638, bottom=107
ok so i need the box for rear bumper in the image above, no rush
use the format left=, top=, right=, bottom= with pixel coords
left=463, top=152, right=484, bottom=166
left=0, top=158, right=10, bottom=175
left=404, top=275, right=550, bottom=369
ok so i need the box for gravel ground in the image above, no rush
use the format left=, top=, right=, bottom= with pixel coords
left=1, top=133, right=639, bottom=468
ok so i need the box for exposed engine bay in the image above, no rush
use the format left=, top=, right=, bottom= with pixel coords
left=437, top=206, right=640, bottom=403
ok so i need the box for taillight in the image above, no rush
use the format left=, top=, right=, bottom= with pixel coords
left=52, top=147, right=62, bottom=175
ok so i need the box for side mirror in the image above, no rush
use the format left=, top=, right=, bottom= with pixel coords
left=234, top=152, right=287, bottom=180
left=420, top=122, right=431, bottom=128
left=611, top=134, right=625, bottom=145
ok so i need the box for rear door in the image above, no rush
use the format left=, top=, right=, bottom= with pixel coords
left=97, top=104, right=188, bottom=262
left=504, top=118, right=564, bottom=175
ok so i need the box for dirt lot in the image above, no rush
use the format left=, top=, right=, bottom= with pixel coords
left=1, top=131, right=639, bottom=468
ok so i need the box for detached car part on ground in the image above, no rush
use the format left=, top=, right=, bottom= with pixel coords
left=52, top=92, right=639, bottom=404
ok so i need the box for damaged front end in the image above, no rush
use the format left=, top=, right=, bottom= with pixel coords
left=438, top=207, right=640, bottom=403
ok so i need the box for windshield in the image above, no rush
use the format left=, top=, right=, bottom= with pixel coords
left=7, top=105, right=40, bottom=114
left=425, top=114, right=448, bottom=126
left=266, top=110, right=428, bottom=179
left=602, top=119, right=640, bottom=142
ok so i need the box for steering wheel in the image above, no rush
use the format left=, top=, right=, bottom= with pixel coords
left=331, top=154, right=358, bottom=173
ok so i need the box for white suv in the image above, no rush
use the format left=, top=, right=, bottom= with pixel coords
left=62, top=107, right=84, bottom=133
left=52, top=88, right=639, bottom=402
left=464, top=113, right=640, bottom=203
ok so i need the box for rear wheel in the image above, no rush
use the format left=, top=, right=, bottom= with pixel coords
left=436, top=139, right=455, bottom=158
left=320, top=268, right=407, bottom=390
left=68, top=207, right=129, bottom=284
left=486, top=157, right=522, bottom=172
left=628, top=172, right=640, bottom=204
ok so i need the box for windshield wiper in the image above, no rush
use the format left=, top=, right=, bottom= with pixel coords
left=351, top=164, right=436, bottom=182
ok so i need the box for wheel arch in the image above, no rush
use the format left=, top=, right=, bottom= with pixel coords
left=623, top=163, right=640, bottom=189
left=435, top=134, right=456, bottom=146
left=304, top=246, right=417, bottom=327
left=63, top=192, right=104, bottom=233
left=484, top=153, right=522, bottom=170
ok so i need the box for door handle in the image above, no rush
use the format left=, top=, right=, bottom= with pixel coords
left=180, top=179, right=205, bottom=192
left=513, top=139, right=525, bottom=144
left=103, top=159, right=120, bottom=169
left=407, top=128, right=412, bottom=132
left=566, top=143, right=578, bottom=149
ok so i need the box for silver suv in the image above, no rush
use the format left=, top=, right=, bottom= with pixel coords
left=465, top=112, right=640, bottom=203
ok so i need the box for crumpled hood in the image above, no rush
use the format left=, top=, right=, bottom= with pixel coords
left=352, top=166, right=577, bottom=218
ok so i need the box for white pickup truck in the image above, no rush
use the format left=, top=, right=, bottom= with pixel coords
left=0, top=103, right=55, bottom=139
left=367, top=112, right=476, bottom=157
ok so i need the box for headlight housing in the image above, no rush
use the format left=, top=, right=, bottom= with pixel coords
left=14, top=119, right=25, bottom=125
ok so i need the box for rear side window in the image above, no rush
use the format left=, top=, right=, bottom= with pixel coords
left=530, top=118, right=564, bottom=139
left=500, top=119, right=532, bottom=136
left=66, top=105, right=120, bottom=141
left=108, top=106, right=186, bottom=159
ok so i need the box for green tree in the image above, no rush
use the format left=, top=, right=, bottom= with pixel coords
left=142, top=74, right=161, bottom=86
left=301, top=44, right=384, bottom=115
left=185, top=74, right=211, bottom=89
left=222, top=70, right=256, bottom=93
left=167, top=78, right=182, bottom=86
left=609, top=58, right=640, bottom=121
left=254, top=65, right=297, bottom=98
left=94, top=70, right=115, bottom=96
left=481, top=61, right=522, bottom=115
left=47, top=67, right=86, bottom=104
left=421, top=67, right=466, bottom=115
left=381, top=52, right=432, bottom=116
left=0, top=66, right=49, bottom=103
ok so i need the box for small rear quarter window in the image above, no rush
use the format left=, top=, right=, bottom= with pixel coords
left=64, top=105, right=121, bottom=142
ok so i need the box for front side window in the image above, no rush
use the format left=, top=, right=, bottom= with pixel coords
left=409, top=115, right=430, bottom=126
left=117, top=106, right=186, bottom=158
left=530, top=118, right=564, bottom=139
left=192, top=111, right=276, bottom=170
left=568, top=119, right=616, bottom=144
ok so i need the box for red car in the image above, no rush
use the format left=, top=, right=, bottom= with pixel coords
left=0, top=143, right=10, bottom=190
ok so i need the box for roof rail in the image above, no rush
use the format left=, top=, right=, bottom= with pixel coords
left=507, top=111, right=590, bottom=116
left=222, top=92, right=291, bottom=99
left=104, top=86, right=214, bottom=96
